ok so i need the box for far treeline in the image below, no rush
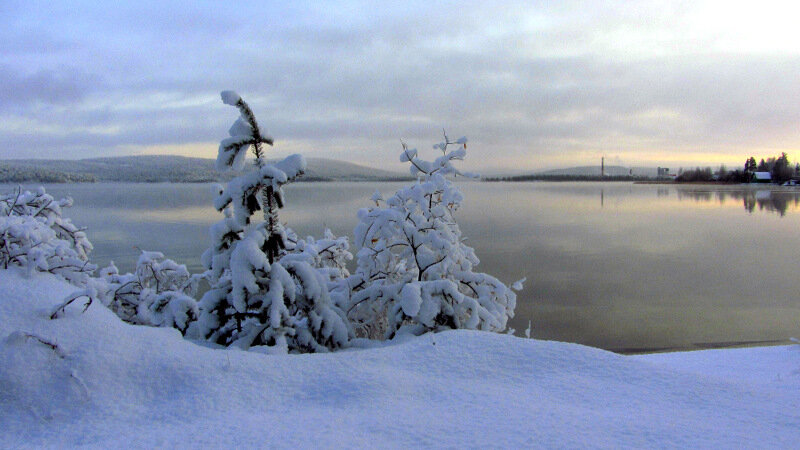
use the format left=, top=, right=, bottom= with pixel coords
left=676, top=153, right=799, bottom=184
left=488, top=153, right=800, bottom=184
left=0, top=165, right=97, bottom=183
left=486, top=174, right=650, bottom=182
left=0, top=155, right=410, bottom=184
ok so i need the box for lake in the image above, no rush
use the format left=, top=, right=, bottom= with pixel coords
left=5, top=181, right=800, bottom=353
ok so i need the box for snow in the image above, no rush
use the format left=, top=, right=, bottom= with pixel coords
left=2, top=269, right=798, bottom=448
left=0, top=188, right=95, bottom=285
left=217, top=136, right=251, bottom=172
left=220, top=90, right=241, bottom=106
left=349, top=139, right=516, bottom=338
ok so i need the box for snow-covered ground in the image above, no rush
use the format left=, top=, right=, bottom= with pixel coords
left=1, top=269, right=798, bottom=448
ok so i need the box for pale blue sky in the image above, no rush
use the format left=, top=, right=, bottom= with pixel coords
left=2, top=1, right=800, bottom=172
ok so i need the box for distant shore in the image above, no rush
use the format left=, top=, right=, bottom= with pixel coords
left=613, top=338, right=791, bottom=355
left=485, top=175, right=649, bottom=182
left=635, top=181, right=800, bottom=189
left=0, top=155, right=411, bottom=184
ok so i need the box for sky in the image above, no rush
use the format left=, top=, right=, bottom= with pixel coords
left=2, top=0, right=800, bottom=173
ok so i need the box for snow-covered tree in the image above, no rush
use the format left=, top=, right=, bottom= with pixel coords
left=196, top=91, right=351, bottom=352
left=0, top=187, right=198, bottom=334
left=0, top=187, right=95, bottom=285
left=93, top=250, right=199, bottom=334
left=345, top=133, right=522, bottom=339
left=289, top=228, right=353, bottom=281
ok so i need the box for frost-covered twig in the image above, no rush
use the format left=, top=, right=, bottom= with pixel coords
left=50, top=290, right=94, bottom=319
left=7, top=331, right=67, bottom=358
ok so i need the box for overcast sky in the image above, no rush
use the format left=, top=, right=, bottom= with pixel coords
left=2, top=1, right=800, bottom=172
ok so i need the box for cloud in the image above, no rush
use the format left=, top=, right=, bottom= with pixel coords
left=0, top=65, right=99, bottom=108
left=1, top=1, right=800, bottom=170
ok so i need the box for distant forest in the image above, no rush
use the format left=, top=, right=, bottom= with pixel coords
left=485, top=174, right=650, bottom=182
left=0, top=155, right=409, bottom=183
left=0, top=165, right=97, bottom=183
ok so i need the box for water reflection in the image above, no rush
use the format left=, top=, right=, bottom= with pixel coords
left=460, top=182, right=800, bottom=353
left=675, top=187, right=800, bottom=216
left=4, top=182, right=799, bottom=353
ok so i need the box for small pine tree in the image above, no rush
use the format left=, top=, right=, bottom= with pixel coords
left=744, top=156, right=757, bottom=174
left=771, top=152, right=793, bottom=184
left=344, top=132, right=522, bottom=339
left=196, top=91, right=350, bottom=352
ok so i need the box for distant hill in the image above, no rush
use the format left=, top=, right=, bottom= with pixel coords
left=0, top=155, right=410, bottom=183
left=538, top=165, right=658, bottom=178
left=484, top=165, right=661, bottom=182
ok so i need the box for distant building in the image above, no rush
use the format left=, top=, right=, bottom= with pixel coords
left=752, top=172, right=772, bottom=183
left=657, top=167, right=670, bottom=178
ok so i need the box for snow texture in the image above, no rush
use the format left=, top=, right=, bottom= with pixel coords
left=220, top=90, right=241, bottom=106
left=1, top=269, right=798, bottom=448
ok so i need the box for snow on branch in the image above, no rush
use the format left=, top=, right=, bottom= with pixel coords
left=345, top=134, right=520, bottom=339
left=197, top=91, right=351, bottom=353
left=50, top=289, right=94, bottom=319
left=217, top=91, right=274, bottom=172
left=5, top=331, right=67, bottom=359
left=0, top=187, right=96, bottom=286
left=91, top=250, right=200, bottom=334
left=400, top=130, right=476, bottom=179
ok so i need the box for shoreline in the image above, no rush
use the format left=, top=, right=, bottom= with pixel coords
left=636, top=180, right=800, bottom=189
left=612, top=338, right=794, bottom=355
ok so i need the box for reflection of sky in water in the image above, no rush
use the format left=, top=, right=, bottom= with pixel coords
left=6, top=182, right=799, bottom=353
left=460, top=182, right=800, bottom=351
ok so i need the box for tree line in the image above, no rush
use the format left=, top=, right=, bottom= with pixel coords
left=675, top=153, right=799, bottom=184
left=486, top=174, right=650, bottom=182
left=0, top=165, right=97, bottom=183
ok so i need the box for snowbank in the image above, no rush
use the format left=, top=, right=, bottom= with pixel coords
left=1, top=269, right=798, bottom=448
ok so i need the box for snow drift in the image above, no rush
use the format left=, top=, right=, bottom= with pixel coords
left=1, top=269, right=798, bottom=448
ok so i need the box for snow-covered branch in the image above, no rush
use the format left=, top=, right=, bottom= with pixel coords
left=0, top=187, right=96, bottom=285
left=346, top=136, right=522, bottom=339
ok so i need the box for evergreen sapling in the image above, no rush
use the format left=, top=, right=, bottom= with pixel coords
left=196, top=91, right=351, bottom=352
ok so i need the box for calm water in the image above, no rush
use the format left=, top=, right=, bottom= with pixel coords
left=6, top=181, right=800, bottom=353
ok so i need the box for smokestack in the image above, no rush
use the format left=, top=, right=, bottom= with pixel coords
left=601, top=156, right=605, bottom=178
